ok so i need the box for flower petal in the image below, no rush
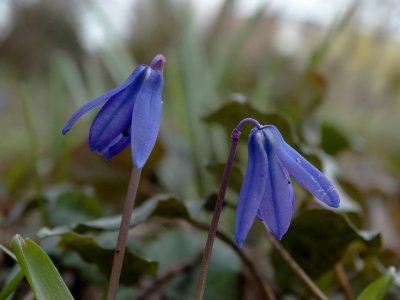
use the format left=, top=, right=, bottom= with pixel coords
left=98, top=134, right=124, bottom=156
left=62, top=65, right=146, bottom=135
left=257, top=130, right=295, bottom=240
left=234, top=130, right=268, bottom=247
left=269, top=126, right=340, bottom=208
left=105, top=135, right=130, bottom=160
left=130, top=69, right=163, bottom=169
left=89, top=67, right=147, bottom=151
left=62, top=95, right=108, bottom=135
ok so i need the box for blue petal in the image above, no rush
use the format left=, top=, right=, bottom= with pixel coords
left=62, top=95, right=108, bottom=135
left=234, top=130, right=268, bottom=247
left=62, top=65, right=146, bottom=135
left=257, top=130, right=295, bottom=240
left=268, top=126, right=340, bottom=208
left=130, top=69, right=163, bottom=169
left=98, top=134, right=124, bottom=156
left=89, top=67, right=148, bottom=151
left=105, top=135, right=130, bottom=160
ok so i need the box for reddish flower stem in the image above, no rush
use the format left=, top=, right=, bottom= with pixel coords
left=264, top=228, right=329, bottom=300
left=107, top=167, right=142, bottom=300
left=195, top=118, right=262, bottom=300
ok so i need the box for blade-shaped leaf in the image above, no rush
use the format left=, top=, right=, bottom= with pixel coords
left=10, top=235, right=74, bottom=300
left=0, top=265, right=24, bottom=300
left=357, top=266, right=396, bottom=300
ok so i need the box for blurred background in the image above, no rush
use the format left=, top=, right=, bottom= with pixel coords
left=1, top=0, right=399, bottom=299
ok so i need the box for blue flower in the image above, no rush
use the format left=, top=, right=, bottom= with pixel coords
left=235, top=125, right=340, bottom=246
left=62, top=54, right=166, bottom=169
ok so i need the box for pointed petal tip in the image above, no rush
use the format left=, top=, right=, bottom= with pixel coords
left=275, top=231, right=284, bottom=240
left=235, top=234, right=245, bottom=248
left=316, top=186, right=340, bottom=208
left=150, top=54, right=166, bottom=72
left=328, top=192, right=340, bottom=208
left=61, top=127, right=69, bottom=135
left=269, top=224, right=286, bottom=240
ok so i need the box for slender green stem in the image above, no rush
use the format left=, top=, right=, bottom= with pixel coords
left=0, top=244, right=16, bottom=260
left=190, top=220, right=276, bottom=300
left=264, top=228, right=329, bottom=300
left=20, top=84, right=46, bottom=223
left=107, top=167, right=142, bottom=300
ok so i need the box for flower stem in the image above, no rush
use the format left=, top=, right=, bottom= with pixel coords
left=333, top=264, right=354, bottom=300
left=190, top=219, right=276, bottom=300
left=195, top=118, right=262, bottom=300
left=107, top=167, right=142, bottom=300
left=136, top=251, right=203, bottom=300
left=236, top=118, right=262, bottom=131
left=264, top=228, right=329, bottom=300
left=194, top=128, right=241, bottom=300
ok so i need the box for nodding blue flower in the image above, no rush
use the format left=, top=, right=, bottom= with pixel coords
left=62, top=54, right=166, bottom=169
left=235, top=125, right=340, bottom=246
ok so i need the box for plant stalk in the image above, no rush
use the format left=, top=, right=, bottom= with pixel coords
left=107, top=167, right=142, bottom=300
left=195, top=118, right=262, bottom=300
left=191, top=219, right=276, bottom=300
left=333, top=264, right=354, bottom=300
left=264, top=228, right=329, bottom=300
left=194, top=128, right=241, bottom=300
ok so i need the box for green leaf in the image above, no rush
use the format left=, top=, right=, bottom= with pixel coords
left=272, top=210, right=381, bottom=288
left=10, top=234, right=74, bottom=300
left=0, top=265, right=24, bottom=300
left=206, top=162, right=243, bottom=193
left=357, top=266, right=396, bottom=300
left=203, top=100, right=295, bottom=144
left=45, top=187, right=103, bottom=226
left=320, top=122, right=351, bottom=155
left=58, top=232, right=158, bottom=285
left=39, top=194, right=192, bottom=236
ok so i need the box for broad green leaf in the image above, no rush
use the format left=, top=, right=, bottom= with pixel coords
left=39, top=194, right=192, bottom=236
left=10, top=235, right=74, bottom=300
left=203, top=100, right=295, bottom=144
left=272, top=210, right=381, bottom=288
left=58, top=232, right=158, bottom=285
left=321, top=122, right=351, bottom=155
left=45, top=187, right=103, bottom=226
left=206, top=162, right=243, bottom=193
left=357, top=266, right=396, bottom=300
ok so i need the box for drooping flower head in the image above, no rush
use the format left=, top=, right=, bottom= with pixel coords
left=235, top=125, right=340, bottom=247
left=62, top=54, right=166, bottom=169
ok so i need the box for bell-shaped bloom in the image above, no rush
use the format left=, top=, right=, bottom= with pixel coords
left=235, top=125, right=340, bottom=246
left=62, top=54, right=166, bottom=169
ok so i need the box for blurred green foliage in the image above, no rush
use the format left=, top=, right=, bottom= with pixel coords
left=1, top=0, right=399, bottom=299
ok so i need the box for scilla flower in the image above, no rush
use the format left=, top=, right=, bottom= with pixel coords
left=235, top=125, right=340, bottom=246
left=62, top=54, right=166, bottom=169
